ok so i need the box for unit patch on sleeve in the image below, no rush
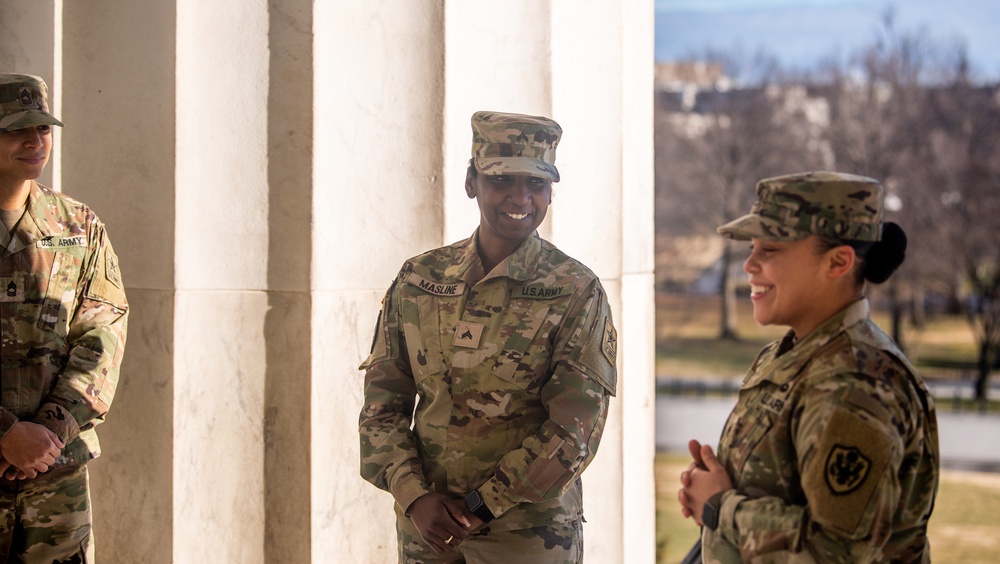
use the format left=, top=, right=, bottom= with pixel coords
left=825, top=444, right=871, bottom=495
left=802, top=406, right=891, bottom=534
left=601, top=316, right=617, bottom=365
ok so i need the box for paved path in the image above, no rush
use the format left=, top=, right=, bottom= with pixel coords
left=656, top=395, right=1000, bottom=471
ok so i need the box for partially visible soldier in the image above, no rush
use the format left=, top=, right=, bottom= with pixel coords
left=678, top=172, right=939, bottom=563
left=0, top=73, right=128, bottom=562
left=359, top=111, right=617, bottom=563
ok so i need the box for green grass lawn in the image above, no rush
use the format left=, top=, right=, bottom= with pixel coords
left=655, top=453, right=1000, bottom=563
left=656, top=292, right=983, bottom=376
left=656, top=292, right=993, bottom=394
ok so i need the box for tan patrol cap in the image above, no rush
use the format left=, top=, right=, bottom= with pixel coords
left=471, top=111, right=561, bottom=182
left=717, top=171, right=885, bottom=242
left=0, top=73, right=64, bottom=132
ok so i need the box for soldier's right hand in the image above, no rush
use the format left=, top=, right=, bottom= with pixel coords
left=0, top=421, right=64, bottom=479
left=408, top=492, right=473, bottom=554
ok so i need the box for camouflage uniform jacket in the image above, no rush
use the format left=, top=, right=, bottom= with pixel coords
left=359, top=231, right=617, bottom=532
left=0, top=181, right=128, bottom=467
left=703, top=299, right=939, bottom=563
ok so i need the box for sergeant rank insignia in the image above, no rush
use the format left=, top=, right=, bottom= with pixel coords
left=825, top=444, right=871, bottom=495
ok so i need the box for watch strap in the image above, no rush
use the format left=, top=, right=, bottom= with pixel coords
left=702, top=490, right=726, bottom=531
left=464, top=490, right=495, bottom=523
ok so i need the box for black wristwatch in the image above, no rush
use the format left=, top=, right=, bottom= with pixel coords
left=702, top=491, right=726, bottom=531
left=464, top=490, right=495, bottom=523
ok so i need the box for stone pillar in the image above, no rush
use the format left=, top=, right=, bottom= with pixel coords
left=311, top=2, right=446, bottom=561
left=264, top=1, right=314, bottom=562
left=549, top=2, right=625, bottom=561
left=5, top=2, right=655, bottom=562
left=172, top=0, right=271, bottom=561
left=619, top=2, right=658, bottom=563
left=59, top=0, right=176, bottom=561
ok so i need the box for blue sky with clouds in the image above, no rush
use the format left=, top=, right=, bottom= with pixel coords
left=655, top=0, right=1000, bottom=80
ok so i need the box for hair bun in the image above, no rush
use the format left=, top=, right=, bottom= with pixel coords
left=864, top=222, right=907, bottom=283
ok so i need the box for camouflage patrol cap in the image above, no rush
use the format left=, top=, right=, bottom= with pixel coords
left=717, top=171, right=885, bottom=242
left=471, top=111, right=561, bottom=182
left=0, top=73, right=64, bottom=132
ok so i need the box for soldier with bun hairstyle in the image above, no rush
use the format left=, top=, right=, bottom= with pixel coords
left=678, top=172, right=939, bottom=563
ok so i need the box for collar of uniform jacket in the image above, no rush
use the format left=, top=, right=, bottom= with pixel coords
left=447, top=229, right=544, bottom=285
left=743, top=298, right=871, bottom=388
left=4, top=181, right=64, bottom=255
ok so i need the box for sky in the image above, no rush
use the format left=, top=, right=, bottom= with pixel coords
left=655, top=0, right=1000, bottom=81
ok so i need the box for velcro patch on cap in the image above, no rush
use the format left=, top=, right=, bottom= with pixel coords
left=18, top=87, right=33, bottom=106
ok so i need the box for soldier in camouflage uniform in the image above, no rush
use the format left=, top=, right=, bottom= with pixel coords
left=359, top=111, right=617, bottom=563
left=0, top=73, right=128, bottom=562
left=677, top=172, right=939, bottom=563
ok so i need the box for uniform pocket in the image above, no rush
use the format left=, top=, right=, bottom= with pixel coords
left=403, top=294, right=449, bottom=384
left=36, top=249, right=83, bottom=336
left=492, top=299, right=562, bottom=392
left=719, top=408, right=774, bottom=475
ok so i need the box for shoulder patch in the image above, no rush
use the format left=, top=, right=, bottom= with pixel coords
left=106, top=246, right=123, bottom=289
left=801, top=406, right=893, bottom=534
left=405, top=272, right=465, bottom=296
left=601, top=316, right=617, bottom=365
left=825, top=445, right=871, bottom=495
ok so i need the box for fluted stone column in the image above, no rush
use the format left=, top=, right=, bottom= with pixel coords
left=58, top=0, right=177, bottom=561
left=312, top=2, right=447, bottom=562
left=3, top=2, right=655, bottom=562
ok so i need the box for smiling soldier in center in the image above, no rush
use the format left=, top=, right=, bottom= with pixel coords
left=359, top=111, right=617, bottom=563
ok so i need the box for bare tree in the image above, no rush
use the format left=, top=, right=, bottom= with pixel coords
left=921, top=73, right=1000, bottom=402
left=656, top=49, right=827, bottom=339
left=810, top=9, right=958, bottom=349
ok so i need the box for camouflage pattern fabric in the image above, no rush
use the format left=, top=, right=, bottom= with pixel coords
left=0, top=73, right=64, bottom=132
left=0, top=463, right=94, bottom=562
left=359, top=230, right=616, bottom=545
left=395, top=505, right=582, bottom=564
left=702, top=299, right=939, bottom=563
left=717, top=171, right=885, bottom=242
left=0, top=181, right=129, bottom=466
left=471, top=111, right=562, bottom=182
